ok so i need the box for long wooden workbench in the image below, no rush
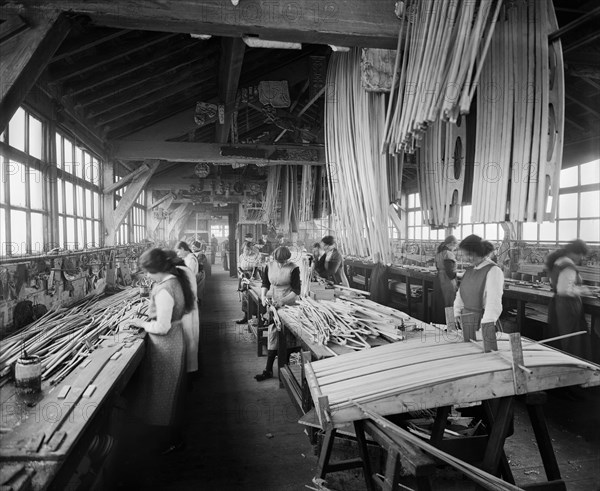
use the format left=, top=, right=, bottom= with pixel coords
left=0, top=333, right=145, bottom=490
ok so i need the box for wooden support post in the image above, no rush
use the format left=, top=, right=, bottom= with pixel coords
left=509, top=333, right=528, bottom=395
left=0, top=10, right=72, bottom=133
left=481, top=396, right=514, bottom=475
left=103, top=159, right=115, bottom=246
left=354, top=420, right=376, bottom=491
left=430, top=405, right=451, bottom=445
left=481, top=322, right=498, bottom=352
left=106, top=159, right=160, bottom=244
left=165, top=203, right=191, bottom=240
left=215, top=37, right=245, bottom=143
left=103, top=163, right=150, bottom=194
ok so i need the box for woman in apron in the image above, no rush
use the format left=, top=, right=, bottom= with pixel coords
left=453, top=235, right=504, bottom=334
left=321, top=235, right=349, bottom=287
left=255, top=246, right=301, bottom=381
left=545, top=239, right=591, bottom=359
left=431, top=235, right=458, bottom=323
left=120, top=248, right=195, bottom=454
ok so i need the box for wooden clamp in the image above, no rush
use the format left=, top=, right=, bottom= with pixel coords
left=481, top=322, right=498, bottom=352
left=317, top=395, right=334, bottom=431
left=444, top=307, right=456, bottom=331
left=509, top=333, right=528, bottom=395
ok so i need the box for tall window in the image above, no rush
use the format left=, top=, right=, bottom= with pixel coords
left=210, top=224, right=229, bottom=238
left=406, top=193, right=444, bottom=241
left=522, top=160, right=600, bottom=244
left=56, top=132, right=102, bottom=249
left=1, top=108, right=46, bottom=255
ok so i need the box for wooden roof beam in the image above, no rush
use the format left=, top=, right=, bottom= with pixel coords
left=0, top=14, right=29, bottom=44
left=0, top=10, right=72, bottom=133
left=1, top=0, right=399, bottom=49
left=216, top=37, right=245, bottom=143
left=110, top=140, right=324, bottom=166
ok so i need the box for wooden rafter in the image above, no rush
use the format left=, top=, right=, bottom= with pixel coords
left=51, top=28, right=130, bottom=63
left=0, top=10, right=72, bottom=133
left=0, top=14, right=29, bottom=44
left=50, top=32, right=179, bottom=82
left=216, top=37, right=245, bottom=143
left=1, top=0, right=400, bottom=49
left=566, top=93, right=600, bottom=119
left=105, top=159, right=160, bottom=245
left=103, top=163, right=150, bottom=194
left=166, top=203, right=191, bottom=239
left=65, top=38, right=200, bottom=97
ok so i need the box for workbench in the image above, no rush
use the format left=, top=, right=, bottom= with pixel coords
left=0, top=333, right=145, bottom=490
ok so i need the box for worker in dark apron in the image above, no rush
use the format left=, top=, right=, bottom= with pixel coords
left=254, top=246, right=301, bottom=381
left=453, top=235, right=504, bottom=334
left=431, top=235, right=458, bottom=323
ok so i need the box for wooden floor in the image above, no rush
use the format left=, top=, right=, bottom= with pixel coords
left=112, top=264, right=600, bottom=490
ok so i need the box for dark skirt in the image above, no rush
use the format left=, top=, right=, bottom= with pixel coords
left=547, top=295, right=590, bottom=360
left=431, top=272, right=457, bottom=324
left=136, top=320, right=185, bottom=426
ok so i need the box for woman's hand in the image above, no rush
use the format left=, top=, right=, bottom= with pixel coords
left=262, top=296, right=269, bottom=307
left=118, top=319, right=144, bottom=331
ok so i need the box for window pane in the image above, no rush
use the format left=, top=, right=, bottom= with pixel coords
left=539, top=221, right=556, bottom=242
left=408, top=194, right=415, bottom=208
left=28, top=115, right=43, bottom=159
left=8, top=108, right=25, bottom=152
left=414, top=227, right=422, bottom=240
left=94, top=192, right=100, bottom=219
left=55, top=134, right=62, bottom=168
left=11, top=210, right=27, bottom=254
left=461, top=205, right=472, bottom=223
left=422, top=227, right=430, bottom=240
left=414, top=194, right=421, bottom=208
left=0, top=208, right=5, bottom=253
left=408, top=227, right=415, bottom=239
left=64, top=139, right=73, bottom=174
left=76, top=185, right=84, bottom=215
left=66, top=217, right=75, bottom=248
left=522, top=222, right=537, bottom=241
left=580, top=160, right=599, bottom=185
left=580, top=191, right=599, bottom=218
left=59, top=218, right=64, bottom=247
left=77, top=218, right=85, bottom=249
left=408, top=212, right=415, bottom=227
left=0, top=164, right=5, bottom=204
left=579, top=219, right=599, bottom=243
left=86, top=220, right=93, bottom=248
left=560, top=166, right=578, bottom=188
left=558, top=193, right=578, bottom=219
left=558, top=220, right=577, bottom=241
left=65, top=181, right=74, bottom=214
left=94, top=221, right=100, bottom=247
left=485, top=224, right=499, bottom=240
left=57, top=178, right=64, bottom=213
left=89, top=158, right=100, bottom=185
left=85, top=189, right=92, bottom=218
left=8, top=161, right=26, bottom=206
left=461, top=224, right=472, bottom=236
left=30, top=167, right=43, bottom=209
left=31, top=212, right=43, bottom=252
left=473, top=223, right=484, bottom=236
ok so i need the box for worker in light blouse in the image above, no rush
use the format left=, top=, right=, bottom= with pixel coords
left=320, top=235, right=349, bottom=287
left=453, top=235, right=504, bottom=332
left=431, top=235, right=458, bottom=323
left=121, top=248, right=195, bottom=455
left=255, top=246, right=301, bottom=381
left=175, top=241, right=198, bottom=276
left=545, top=239, right=591, bottom=359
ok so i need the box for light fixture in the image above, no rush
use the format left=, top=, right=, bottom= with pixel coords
left=329, top=45, right=351, bottom=52
left=190, top=34, right=212, bottom=40
left=242, top=35, right=302, bottom=50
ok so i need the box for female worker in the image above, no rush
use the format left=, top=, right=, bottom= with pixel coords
left=121, top=248, right=195, bottom=455
left=545, top=239, right=591, bottom=359
left=176, top=241, right=198, bottom=276
left=321, top=235, right=349, bottom=287
left=431, top=235, right=459, bottom=323
left=254, top=246, right=301, bottom=381
left=453, top=235, right=504, bottom=333
left=310, top=242, right=327, bottom=281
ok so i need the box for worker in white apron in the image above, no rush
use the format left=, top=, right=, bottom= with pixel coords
left=255, top=246, right=301, bottom=381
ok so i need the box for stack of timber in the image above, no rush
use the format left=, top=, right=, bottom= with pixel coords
left=305, top=333, right=600, bottom=427
left=472, top=0, right=564, bottom=223
left=382, top=0, right=502, bottom=154
left=0, top=288, right=146, bottom=387
left=325, top=49, right=391, bottom=261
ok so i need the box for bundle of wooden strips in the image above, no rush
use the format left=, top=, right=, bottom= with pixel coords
left=260, top=165, right=281, bottom=225
left=299, top=166, right=317, bottom=222
left=382, top=0, right=502, bottom=154
left=472, top=0, right=563, bottom=223
left=279, top=166, right=299, bottom=234
left=325, top=49, right=391, bottom=261
left=0, top=288, right=147, bottom=386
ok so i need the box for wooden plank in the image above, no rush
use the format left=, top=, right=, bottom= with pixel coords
left=111, top=140, right=325, bottom=165
left=50, top=28, right=130, bottom=63
left=165, top=203, right=191, bottom=239
left=2, top=0, right=401, bottom=49
left=0, top=10, right=72, bottom=133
